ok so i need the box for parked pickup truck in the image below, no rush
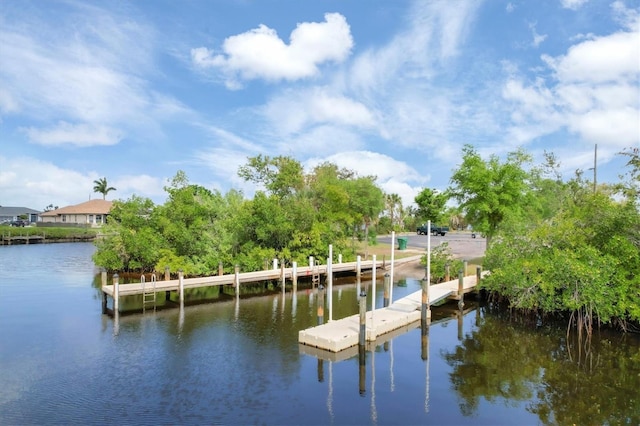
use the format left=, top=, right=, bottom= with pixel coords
left=416, top=224, right=449, bottom=236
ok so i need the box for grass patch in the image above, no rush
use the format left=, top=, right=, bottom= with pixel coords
left=0, top=225, right=99, bottom=240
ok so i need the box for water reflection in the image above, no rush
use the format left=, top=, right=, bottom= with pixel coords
left=3, top=244, right=639, bottom=425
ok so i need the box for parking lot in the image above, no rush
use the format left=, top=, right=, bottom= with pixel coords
left=378, top=231, right=486, bottom=260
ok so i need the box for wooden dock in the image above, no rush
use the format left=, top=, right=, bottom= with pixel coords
left=0, top=235, right=45, bottom=245
left=298, top=272, right=487, bottom=353
left=101, top=255, right=422, bottom=312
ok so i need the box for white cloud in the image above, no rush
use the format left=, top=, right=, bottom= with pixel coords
left=0, top=156, right=166, bottom=208
left=506, top=3, right=515, bottom=13
left=191, top=13, right=353, bottom=87
left=560, top=0, right=588, bottom=10
left=22, top=122, right=122, bottom=147
left=568, top=107, right=640, bottom=147
left=0, top=156, right=99, bottom=208
left=502, top=19, right=640, bottom=155
left=0, top=3, right=188, bottom=146
left=278, top=125, right=365, bottom=154
left=263, top=87, right=375, bottom=136
left=529, top=22, right=548, bottom=48
left=542, top=31, right=639, bottom=83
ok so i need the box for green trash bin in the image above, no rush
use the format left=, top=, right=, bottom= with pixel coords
left=397, top=237, right=408, bottom=250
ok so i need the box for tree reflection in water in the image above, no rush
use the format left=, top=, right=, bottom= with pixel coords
left=443, top=304, right=640, bottom=425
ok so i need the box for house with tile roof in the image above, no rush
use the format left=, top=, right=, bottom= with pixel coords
left=40, top=199, right=113, bottom=227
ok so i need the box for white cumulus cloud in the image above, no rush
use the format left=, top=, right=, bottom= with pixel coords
left=191, top=13, right=353, bottom=87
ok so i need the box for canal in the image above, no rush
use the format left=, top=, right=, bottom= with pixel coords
left=0, top=243, right=638, bottom=424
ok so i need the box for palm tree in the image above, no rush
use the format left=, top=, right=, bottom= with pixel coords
left=93, top=177, right=116, bottom=200
left=385, top=193, right=402, bottom=229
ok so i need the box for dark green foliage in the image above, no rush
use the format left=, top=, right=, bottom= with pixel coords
left=421, top=242, right=463, bottom=283
left=414, top=187, right=448, bottom=224
left=93, top=159, right=386, bottom=275
left=483, top=161, right=640, bottom=331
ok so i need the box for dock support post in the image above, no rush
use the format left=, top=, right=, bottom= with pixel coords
left=219, top=262, right=223, bottom=276
left=317, top=284, right=325, bottom=325
left=359, top=344, right=366, bottom=396
left=390, top=231, right=395, bottom=304
left=356, top=255, right=361, bottom=296
left=328, top=244, right=333, bottom=322
left=476, top=265, right=482, bottom=284
left=273, top=258, right=278, bottom=270
left=234, top=265, right=240, bottom=298
left=101, top=268, right=107, bottom=288
left=463, top=260, right=468, bottom=276
left=164, top=266, right=171, bottom=302
left=102, top=292, right=108, bottom=314
left=280, top=260, right=285, bottom=293
left=292, top=261, right=297, bottom=293
left=383, top=273, right=390, bottom=307
left=178, top=269, right=184, bottom=303
left=371, top=255, right=377, bottom=311
left=458, top=269, right=464, bottom=309
left=445, top=263, right=450, bottom=282
left=359, top=290, right=367, bottom=347
left=309, top=256, right=314, bottom=269
left=113, top=273, right=119, bottom=313
left=338, top=253, right=342, bottom=264
left=421, top=277, right=429, bottom=326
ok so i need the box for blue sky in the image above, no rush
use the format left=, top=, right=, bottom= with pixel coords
left=1, top=0, right=638, bottom=210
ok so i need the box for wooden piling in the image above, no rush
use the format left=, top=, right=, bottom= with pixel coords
left=178, top=269, right=184, bottom=303
left=113, top=273, right=119, bottom=313
left=445, top=263, right=450, bottom=282
left=359, top=290, right=366, bottom=347
left=234, top=265, right=240, bottom=298
left=359, top=345, right=366, bottom=396
left=383, top=273, right=390, bottom=307
left=421, top=278, right=428, bottom=325
left=458, top=269, right=464, bottom=309
left=356, top=255, right=361, bottom=296
left=101, top=268, right=108, bottom=313
left=280, top=260, right=285, bottom=293
left=292, top=261, right=298, bottom=293
left=476, top=265, right=482, bottom=283
left=371, top=254, right=377, bottom=311
left=218, top=262, right=223, bottom=276
left=317, top=284, right=325, bottom=325
left=164, top=266, right=171, bottom=301
left=463, top=259, right=468, bottom=276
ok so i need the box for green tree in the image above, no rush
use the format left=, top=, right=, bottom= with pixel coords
left=483, top=174, right=640, bottom=333
left=92, top=195, right=161, bottom=271
left=93, top=177, right=116, bottom=200
left=385, top=193, right=403, bottom=230
left=414, top=188, right=448, bottom=224
left=238, top=155, right=304, bottom=199
left=449, top=144, right=532, bottom=248
left=345, top=176, right=385, bottom=257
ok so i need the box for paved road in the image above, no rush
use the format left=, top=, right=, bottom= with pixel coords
left=378, top=231, right=486, bottom=261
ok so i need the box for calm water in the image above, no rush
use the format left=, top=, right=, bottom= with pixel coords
left=0, top=243, right=638, bottom=425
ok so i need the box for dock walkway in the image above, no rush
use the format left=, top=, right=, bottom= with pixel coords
left=101, top=255, right=422, bottom=298
left=298, top=273, right=486, bottom=352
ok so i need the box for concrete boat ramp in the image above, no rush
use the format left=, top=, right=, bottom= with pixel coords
left=298, top=273, right=485, bottom=353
